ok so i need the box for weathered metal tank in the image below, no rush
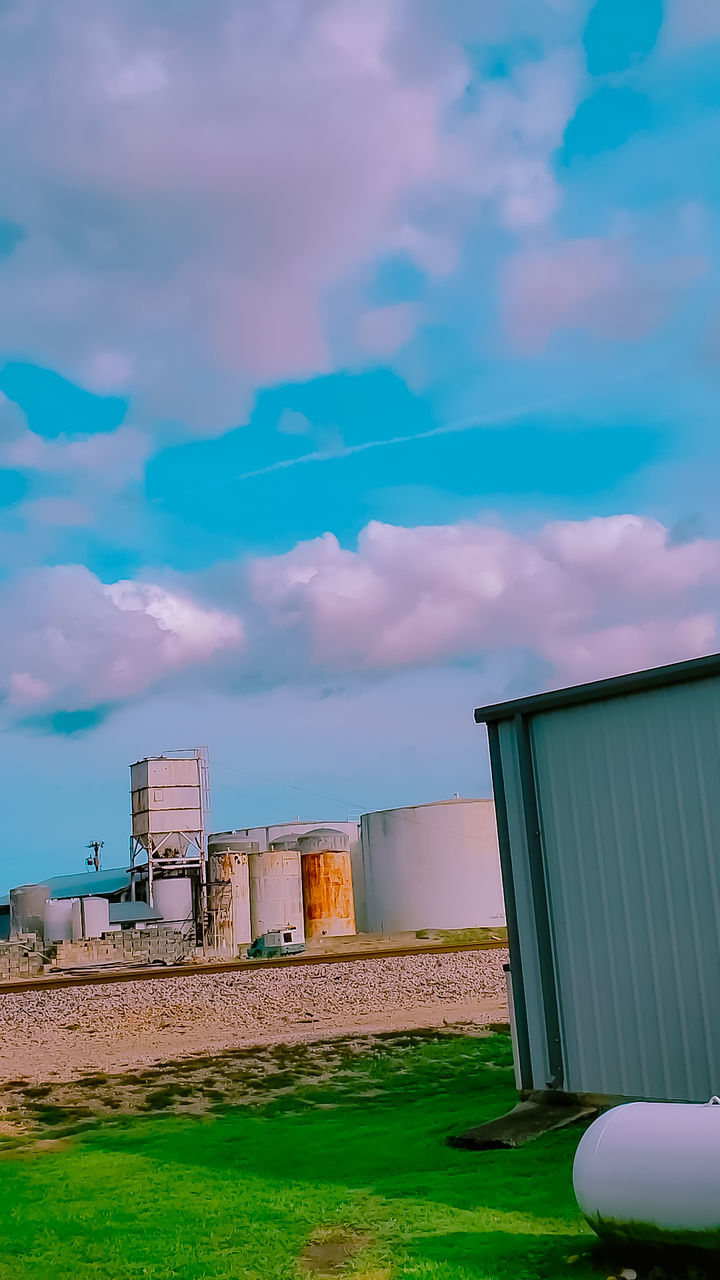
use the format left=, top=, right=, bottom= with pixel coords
left=9, top=883, right=51, bottom=939
left=207, top=833, right=257, bottom=953
left=249, top=846, right=304, bottom=941
left=298, top=828, right=355, bottom=939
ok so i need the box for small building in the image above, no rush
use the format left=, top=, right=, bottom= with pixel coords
left=0, top=868, right=132, bottom=940
left=475, top=651, right=720, bottom=1106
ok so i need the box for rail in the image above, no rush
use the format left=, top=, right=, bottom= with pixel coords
left=0, top=939, right=507, bottom=995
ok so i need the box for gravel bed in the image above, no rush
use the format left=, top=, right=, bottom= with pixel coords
left=0, top=949, right=509, bottom=1083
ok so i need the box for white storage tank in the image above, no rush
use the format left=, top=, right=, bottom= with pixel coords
left=44, top=898, right=74, bottom=942
left=207, top=833, right=257, bottom=953
left=360, top=799, right=506, bottom=934
left=9, top=884, right=51, bottom=939
left=230, top=819, right=365, bottom=930
left=153, top=877, right=194, bottom=937
left=574, top=1099, right=720, bottom=1249
left=71, top=896, right=110, bottom=940
left=249, top=846, right=304, bottom=942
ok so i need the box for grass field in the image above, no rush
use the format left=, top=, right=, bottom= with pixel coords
left=0, top=1029, right=601, bottom=1280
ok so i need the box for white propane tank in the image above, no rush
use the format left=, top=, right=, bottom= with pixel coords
left=573, top=1098, right=720, bottom=1250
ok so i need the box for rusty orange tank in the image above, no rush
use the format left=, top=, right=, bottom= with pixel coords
left=298, top=828, right=356, bottom=938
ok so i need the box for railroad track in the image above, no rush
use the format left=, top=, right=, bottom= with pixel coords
left=0, top=939, right=507, bottom=995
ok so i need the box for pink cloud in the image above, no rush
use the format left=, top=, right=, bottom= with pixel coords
left=0, top=2, right=582, bottom=431
left=0, top=567, right=244, bottom=717
left=6, top=511, right=714, bottom=724
left=502, top=237, right=705, bottom=352
left=662, top=0, right=720, bottom=46
left=356, top=303, right=420, bottom=357
left=249, top=513, right=720, bottom=681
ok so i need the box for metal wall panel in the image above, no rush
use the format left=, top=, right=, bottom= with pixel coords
left=531, top=678, right=720, bottom=1102
left=495, top=721, right=552, bottom=1091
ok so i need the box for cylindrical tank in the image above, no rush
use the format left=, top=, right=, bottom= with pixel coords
left=360, top=799, right=506, bottom=934
left=298, top=828, right=355, bottom=939
left=207, top=834, right=258, bottom=953
left=44, top=898, right=74, bottom=942
left=9, top=884, right=51, bottom=939
left=153, top=877, right=194, bottom=937
left=71, top=896, right=110, bottom=940
left=230, top=820, right=366, bottom=932
left=574, top=1099, right=720, bottom=1249
left=249, top=848, right=304, bottom=941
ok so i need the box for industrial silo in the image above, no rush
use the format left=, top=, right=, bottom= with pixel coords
left=153, top=877, right=194, bottom=937
left=71, top=896, right=110, bottom=940
left=44, top=899, right=74, bottom=942
left=231, top=819, right=366, bottom=931
left=298, top=828, right=356, bottom=939
left=360, top=799, right=506, bottom=934
left=248, top=843, right=304, bottom=942
left=207, top=833, right=256, bottom=954
left=9, top=884, right=51, bottom=939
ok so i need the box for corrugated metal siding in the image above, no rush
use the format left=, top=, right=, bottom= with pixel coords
left=530, top=678, right=720, bottom=1102
left=496, top=720, right=551, bottom=1090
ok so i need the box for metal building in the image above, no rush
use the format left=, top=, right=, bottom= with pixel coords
left=475, top=652, right=720, bottom=1106
left=360, top=799, right=506, bottom=934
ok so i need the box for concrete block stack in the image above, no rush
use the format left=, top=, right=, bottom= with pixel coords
left=52, top=926, right=190, bottom=970
left=0, top=936, right=46, bottom=980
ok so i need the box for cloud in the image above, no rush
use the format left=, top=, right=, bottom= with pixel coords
left=356, top=303, right=421, bottom=356
left=5, top=510, right=712, bottom=729
left=502, top=236, right=705, bottom=352
left=662, top=0, right=720, bottom=47
left=0, top=565, right=244, bottom=718
left=248, top=513, right=720, bottom=679
left=0, top=1, right=582, bottom=433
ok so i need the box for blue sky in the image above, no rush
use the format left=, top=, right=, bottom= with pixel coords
left=1, top=0, right=720, bottom=889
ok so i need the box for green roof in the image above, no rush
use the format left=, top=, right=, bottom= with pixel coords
left=0, top=867, right=131, bottom=908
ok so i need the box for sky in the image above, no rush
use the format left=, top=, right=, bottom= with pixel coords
left=2, top=0, right=720, bottom=889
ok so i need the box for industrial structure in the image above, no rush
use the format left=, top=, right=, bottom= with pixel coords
left=1, top=745, right=508, bottom=970
left=476, top=650, right=720, bottom=1106
left=129, top=749, right=209, bottom=942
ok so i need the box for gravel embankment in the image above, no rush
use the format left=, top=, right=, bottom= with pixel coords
left=0, top=949, right=508, bottom=1083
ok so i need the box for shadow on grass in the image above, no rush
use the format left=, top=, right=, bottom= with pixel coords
left=403, top=1229, right=597, bottom=1278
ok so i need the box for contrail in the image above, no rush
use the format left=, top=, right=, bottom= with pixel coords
left=155, top=390, right=575, bottom=502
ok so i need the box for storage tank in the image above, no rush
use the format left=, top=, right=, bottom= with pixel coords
left=228, top=820, right=365, bottom=930
left=207, top=833, right=257, bottom=953
left=298, top=829, right=355, bottom=939
left=153, top=877, right=194, bottom=937
left=44, top=898, right=74, bottom=942
left=9, top=884, right=51, bottom=939
left=574, top=1099, right=720, bottom=1249
left=360, top=799, right=506, bottom=934
left=249, top=848, right=304, bottom=942
left=71, top=896, right=110, bottom=940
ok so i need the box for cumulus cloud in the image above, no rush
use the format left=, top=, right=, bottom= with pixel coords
left=0, top=566, right=243, bottom=718
left=248, top=513, right=720, bottom=678
left=502, top=237, right=706, bottom=351
left=662, top=0, right=720, bottom=47
left=4, top=511, right=713, bottom=728
left=0, top=0, right=581, bottom=432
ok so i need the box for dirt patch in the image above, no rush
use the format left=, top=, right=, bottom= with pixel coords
left=299, top=1229, right=374, bottom=1276
left=0, top=1024, right=509, bottom=1146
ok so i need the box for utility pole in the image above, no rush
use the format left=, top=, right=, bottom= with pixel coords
left=86, top=840, right=104, bottom=872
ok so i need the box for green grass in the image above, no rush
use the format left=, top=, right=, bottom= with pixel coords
left=0, top=1031, right=599, bottom=1280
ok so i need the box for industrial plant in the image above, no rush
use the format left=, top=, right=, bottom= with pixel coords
left=0, top=749, right=506, bottom=977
